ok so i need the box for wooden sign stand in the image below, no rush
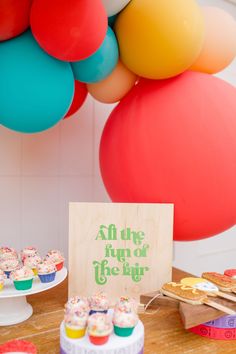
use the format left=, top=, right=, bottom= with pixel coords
left=69, top=202, right=173, bottom=303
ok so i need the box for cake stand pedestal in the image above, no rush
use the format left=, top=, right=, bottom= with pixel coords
left=0, top=267, right=67, bottom=326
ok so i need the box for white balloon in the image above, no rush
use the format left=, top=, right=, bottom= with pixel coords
left=102, top=0, right=131, bottom=17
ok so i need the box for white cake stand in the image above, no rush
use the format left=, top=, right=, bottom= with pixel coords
left=0, top=267, right=67, bottom=326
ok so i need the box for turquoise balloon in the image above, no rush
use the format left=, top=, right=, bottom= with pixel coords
left=71, top=27, right=119, bottom=83
left=0, top=31, right=74, bottom=133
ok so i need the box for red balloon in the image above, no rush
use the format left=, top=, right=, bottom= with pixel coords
left=30, top=0, right=107, bottom=61
left=64, top=80, right=88, bottom=119
left=0, top=0, right=33, bottom=41
left=100, top=72, right=236, bottom=241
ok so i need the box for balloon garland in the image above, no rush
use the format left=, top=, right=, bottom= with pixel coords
left=0, top=0, right=236, bottom=240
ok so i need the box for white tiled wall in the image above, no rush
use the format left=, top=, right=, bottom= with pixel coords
left=0, top=0, right=235, bottom=275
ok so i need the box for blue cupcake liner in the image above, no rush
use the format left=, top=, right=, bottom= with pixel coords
left=4, top=270, right=11, bottom=278
left=38, top=272, right=56, bottom=283
left=89, top=309, right=108, bottom=316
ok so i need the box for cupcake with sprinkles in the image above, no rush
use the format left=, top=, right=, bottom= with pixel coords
left=21, top=247, right=38, bottom=262
left=46, top=249, right=65, bottom=271
left=0, top=257, right=20, bottom=278
left=113, top=297, right=139, bottom=337
left=0, top=247, right=18, bottom=261
left=0, top=269, right=6, bottom=291
left=10, top=266, right=34, bottom=290
left=88, top=313, right=113, bottom=345
left=115, top=296, right=138, bottom=313
left=64, top=307, right=89, bottom=339
left=24, top=254, right=42, bottom=276
left=88, top=291, right=109, bottom=315
left=65, top=296, right=89, bottom=314
left=37, top=260, right=57, bottom=283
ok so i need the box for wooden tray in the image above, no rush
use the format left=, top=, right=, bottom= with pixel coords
left=140, top=291, right=236, bottom=329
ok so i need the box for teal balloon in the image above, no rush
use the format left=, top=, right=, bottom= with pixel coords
left=71, top=27, right=119, bottom=84
left=108, top=15, right=117, bottom=27
left=0, top=31, right=74, bottom=133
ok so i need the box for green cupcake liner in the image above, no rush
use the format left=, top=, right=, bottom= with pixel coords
left=14, top=278, right=33, bottom=290
left=114, top=325, right=134, bottom=337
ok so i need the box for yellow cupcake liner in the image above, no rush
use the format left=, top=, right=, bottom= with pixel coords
left=0, top=283, right=3, bottom=291
left=65, top=325, right=86, bottom=339
left=32, top=268, right=38, bottom=276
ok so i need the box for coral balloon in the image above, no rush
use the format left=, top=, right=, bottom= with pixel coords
left=115, top=0, right=205, bottom=79
left=100, top=72, right=236, bottom=241
left=87, top=61, right=137, bottom=103
left=30, top=0, right=107, bottom=61
left=0, top=0, right=33, bottom=41
left=102, top=0, right=131, bottom=16
left=64, top=81, right=88, bottom=119
left=190, top=7, right=236, bottom=74
left=71, top=27, right=119, bottom=83
left=0, top=31, right=74, bottom=133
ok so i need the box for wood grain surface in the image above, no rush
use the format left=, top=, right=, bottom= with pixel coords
left=1, top=268, right=236, bottom=353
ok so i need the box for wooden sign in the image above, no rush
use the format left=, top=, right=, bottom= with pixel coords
left=69, top=202, right=173, bottom=302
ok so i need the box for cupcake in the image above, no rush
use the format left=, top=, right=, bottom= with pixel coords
left=0, top=247, right=18, bottom=261
left=24, top=254, right=42, bottom=275
left=0, top=257, right=20, bottom=278
left=46, top=249, right=65, bottom=271
left=113, top=297, right=138, bottom=337
left=21, top=247, right=38, bottom=262
left=64, top=308, right=89, bottom=339
left=0, top=270, right=6, bottom=291
left=88, top=291, right=109, bottom=315
left=88, top=313, right=113, bottom=345
left=10, top=266, right=34, bottom=290
left=224, top=269, right=236, bottom=279
left=37, top=260, right=57, bottom=283
left=65, top=296, right=90, bottom=313
left=115, top=296, right=138, bottom=313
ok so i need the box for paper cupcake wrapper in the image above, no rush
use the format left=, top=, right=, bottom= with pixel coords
left=89, top=309, right=108, bottom=315
left=114, top=325, right=135, bottom=337
left=204, top=314, right=236, bottom=329
left=65, top=325, right=86, bottom=339
left=14, top=278, right=33, bottom=291
left=0, top=283, right=3, bottom=291
left=189, top=324, right=236, bottom=340
left=4, top=270, right=12, bottom=278
left=38, top=272, right=56, bottom=283
left=56, top=262, right=64, bottom=271
left=89, top=335, right=109, bottom=345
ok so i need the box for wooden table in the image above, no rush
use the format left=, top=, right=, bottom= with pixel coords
left=1, top=268, right=236, bottom=353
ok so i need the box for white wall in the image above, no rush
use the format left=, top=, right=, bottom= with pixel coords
left=0, top=0, right=235, bottom=275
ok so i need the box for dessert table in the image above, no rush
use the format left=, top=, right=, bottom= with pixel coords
left=0, top=268, right=236, bottom=353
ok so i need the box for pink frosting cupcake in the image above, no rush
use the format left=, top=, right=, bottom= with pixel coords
left=37, top=260, right=57, bottom=283
left=65, top=296, right=90, bottom=313
left=113, top=296, right=138, bottom=337
left=88, top=313, right=113, bottom=345
left=21, top=247, right=38, bottom=262
left=115, top=296, right=138, bottom=313
left=0, top=247, right=18, bottom=261
left=46, top=249, right=65, bottom=271
left=10, top=266, right=34, bottom=290
left=88, top=291, right=109, bottom=315
left=24, top=254, right=42, bottom=275
left=0, top=257, right=20, bottom=278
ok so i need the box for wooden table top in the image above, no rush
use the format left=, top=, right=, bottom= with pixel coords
left=0, top=268, right=236, bottom=353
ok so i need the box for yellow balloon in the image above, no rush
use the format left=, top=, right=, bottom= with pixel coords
left=115, top=0, right=205, bottom=79
left=87, top=61, right=137, bottom=103
left=190, top=7, right=236, bottom=74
